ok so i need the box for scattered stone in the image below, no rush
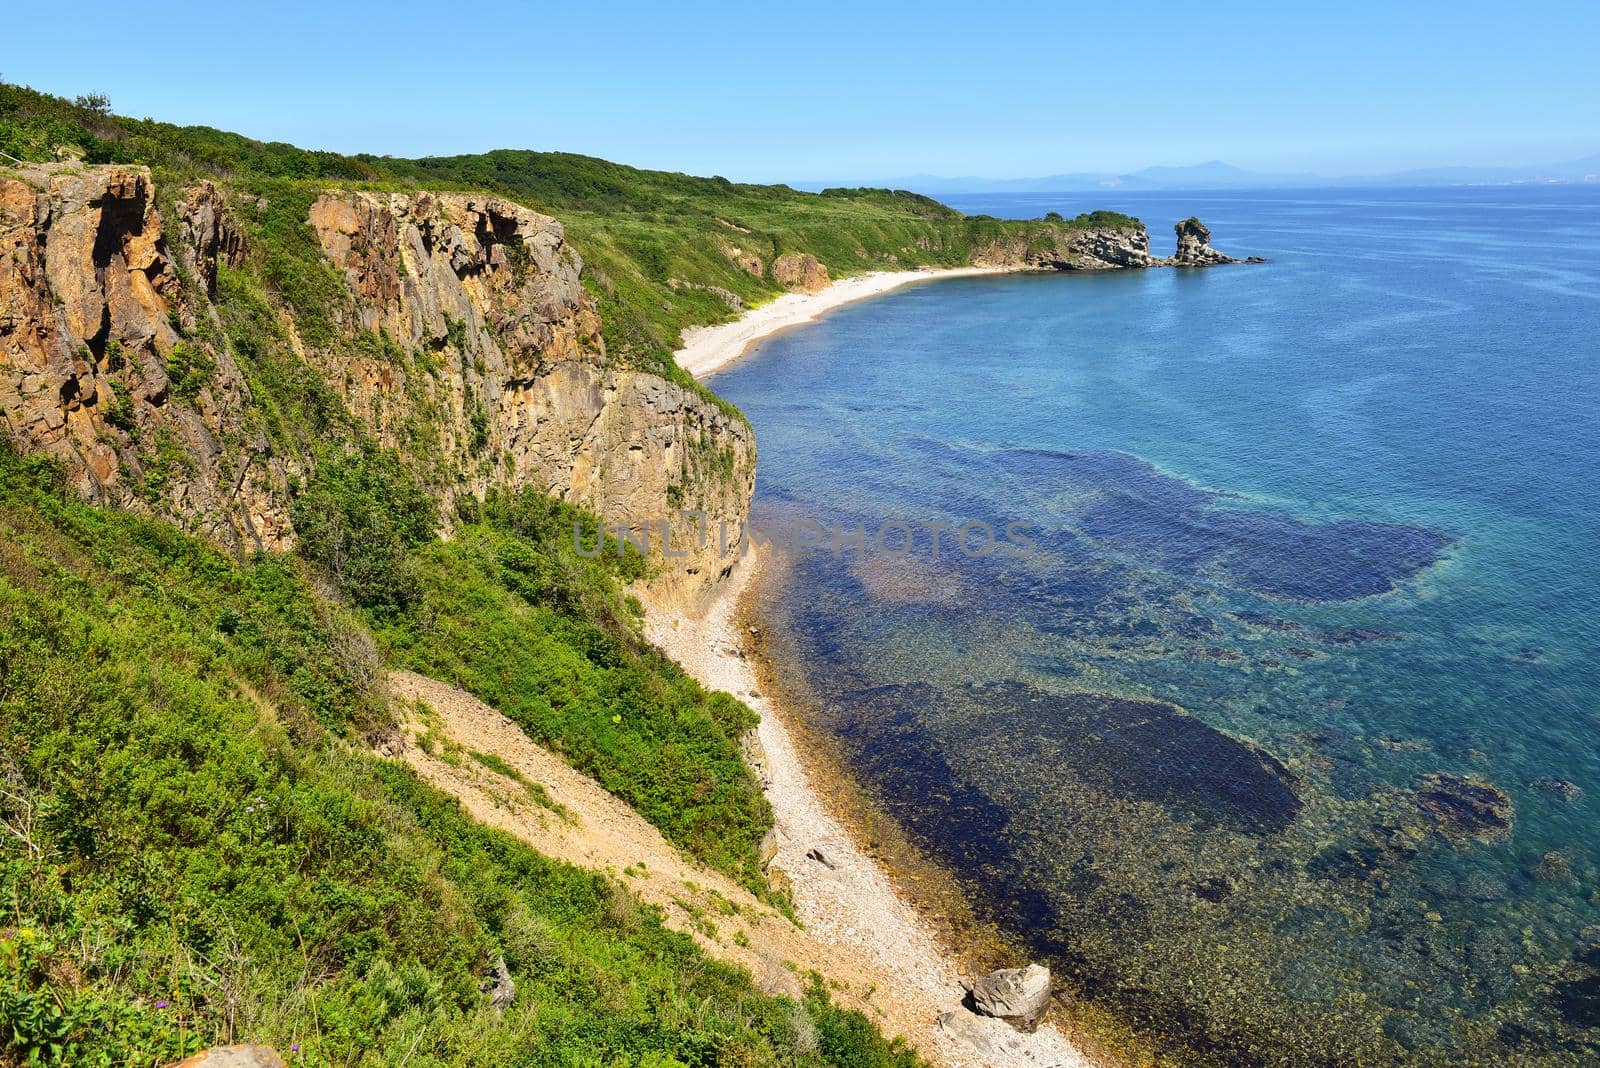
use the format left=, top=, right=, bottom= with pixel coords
left=968, top=963, right=1052, bottom=1033
left=936, top=1009, right=1028, bottom=1059
left=482, top=954, right=515, bottom=1013
left=1415, top=773, right=1515, bottom=847
left=1531, top=777, right=1584, bottom=803
left=805, top=846, right=837, bottom=870
left=167, top=1047, right=284, bottom=1068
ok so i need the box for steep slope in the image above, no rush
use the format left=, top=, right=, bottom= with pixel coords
left=0, top=163, right=753, bottom=597
left=385, top=668, right=1091, bottom=1067
left=0, top=443, right=920, bottom=1065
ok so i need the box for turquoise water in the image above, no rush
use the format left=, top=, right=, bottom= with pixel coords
left=711, top=188, right=1600, bottom=1064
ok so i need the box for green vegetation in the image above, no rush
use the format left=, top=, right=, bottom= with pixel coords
left=373, top=487, right=774, bottom=894
left=0, top=443, right=918, bottom=1065
left=163, top=340, right=215, bottom=399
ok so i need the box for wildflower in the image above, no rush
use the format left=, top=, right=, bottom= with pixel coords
left=156, top=1000, right=170, bottom=1009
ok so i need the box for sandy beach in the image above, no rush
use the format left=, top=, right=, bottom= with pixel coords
left=675, top=267, right=1010, bottom=379
left=644, top=555, right=1092, bottom=1067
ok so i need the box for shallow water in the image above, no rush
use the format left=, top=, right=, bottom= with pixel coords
left=711, top=187, right=1600, bottom=1064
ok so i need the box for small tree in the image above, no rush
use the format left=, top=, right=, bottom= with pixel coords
left=73, top=92, right=111, bottom=116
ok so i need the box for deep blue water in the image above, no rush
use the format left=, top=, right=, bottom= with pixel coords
left=711, top=188, right=1600, bottom=1063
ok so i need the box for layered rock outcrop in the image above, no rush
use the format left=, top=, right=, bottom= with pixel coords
left=970, top=223, right=1154, bottom=270
left=1163, top=216, right=1243, bottom=266
left=772, top=251, right=830, bottom=292
left=1, top=167, right=752, bottom=597
left=307, top=190, right=753, bottom=599
left=0, top=164, right=294, bottom=550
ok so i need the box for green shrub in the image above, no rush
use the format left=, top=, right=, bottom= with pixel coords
left=163, top=340, right=216, bottom=399
left=290, top=444, right=437, bottom=615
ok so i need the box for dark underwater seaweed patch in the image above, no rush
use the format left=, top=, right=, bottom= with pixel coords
left=996, top=447, right=1452, bottom=602
left=970, top=680, right=1305, bottom=833
left=842, top=679, right=1303, bottom=835
left=830, top=682, right=1069, bottom=941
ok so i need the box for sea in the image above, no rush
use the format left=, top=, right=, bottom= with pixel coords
left=709, top=187, right=1600, bottom=1064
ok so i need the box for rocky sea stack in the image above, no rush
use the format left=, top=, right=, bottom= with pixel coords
left=1163, top=216, right=1263, bottom=266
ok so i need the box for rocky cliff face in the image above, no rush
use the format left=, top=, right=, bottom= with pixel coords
left=969, top=224, right=1154, bottom=270
left=307, top=190, right=753, bottom=600
left=0, top=164, right=295, bottom=550
left=1, top=167, right=752, bottom=598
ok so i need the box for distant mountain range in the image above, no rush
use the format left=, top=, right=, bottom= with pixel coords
left=793, top=154, right=1600, bottom=194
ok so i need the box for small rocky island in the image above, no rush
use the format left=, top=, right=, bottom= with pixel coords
left=1163, top=216, right=1265, bottom=266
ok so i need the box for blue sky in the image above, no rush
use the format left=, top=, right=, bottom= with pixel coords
left=6, top=1, right=1597, bottom=182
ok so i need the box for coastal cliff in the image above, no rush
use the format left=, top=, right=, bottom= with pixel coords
left=306, top=190, right=753, bottom=598
left=0, top=165, right=752, bottom=594
left=969, top=219, right=1155, bottom=270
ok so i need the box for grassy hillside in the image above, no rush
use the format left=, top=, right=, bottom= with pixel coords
left=0, top=442, right=917, bottom=1065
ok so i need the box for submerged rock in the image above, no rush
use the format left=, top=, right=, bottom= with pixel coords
left=1532, top=777, right=1585, bottom=803
left=967, top=963, right=1052, bottom=1033
left=1190, top=875, right=1235, bottom=903
left=1532, top=850, right=1577, bottom=885
left=1416, top=773, right=1515, bottom=847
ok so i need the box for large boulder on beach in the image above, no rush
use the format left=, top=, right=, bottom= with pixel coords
left=968, top=963, right=1052, bottom=1032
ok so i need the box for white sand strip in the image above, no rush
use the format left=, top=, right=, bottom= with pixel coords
left=675, top=268, right=1011, bottom=379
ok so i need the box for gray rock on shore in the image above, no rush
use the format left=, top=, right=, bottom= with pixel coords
left=968, top=962, right=1053, bottom=1032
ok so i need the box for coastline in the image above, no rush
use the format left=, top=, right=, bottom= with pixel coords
left=675, top=267, right=1012, bottom=379
left=643, top=553, right=1094, bottom=1066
